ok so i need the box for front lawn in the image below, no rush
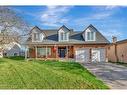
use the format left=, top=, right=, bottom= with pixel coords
left=0, top=57, right=108, bottom=89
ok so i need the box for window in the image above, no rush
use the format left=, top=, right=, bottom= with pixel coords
left=61, top=32, right=64, bottom=40
left=14, top=53, right=18, bottom=56
left=34, top=33, right=41, bottom=41
left=37, top=48, right=46, bottom=56
left=59, top=32, right=69, bottom=41
left=37, top=48, right=51, bottom=57
left=65, top=32, right=68, bottom=40
left=87, top=32, right=95, bottom=41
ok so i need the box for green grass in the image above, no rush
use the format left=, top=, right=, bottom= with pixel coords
left=0, top=57, right=109, bottom=89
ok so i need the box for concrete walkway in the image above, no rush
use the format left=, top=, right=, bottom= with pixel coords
left=82, top=63, right=127, bottom=89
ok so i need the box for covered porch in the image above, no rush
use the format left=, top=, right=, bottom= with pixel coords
left=25, top=45, right=74, bottom=60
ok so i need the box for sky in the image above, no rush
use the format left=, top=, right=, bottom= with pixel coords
left=10, top=6, right=127, bottom=42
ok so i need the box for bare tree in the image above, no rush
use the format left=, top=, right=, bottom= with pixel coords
left=0, top=6, right=30, bottom=45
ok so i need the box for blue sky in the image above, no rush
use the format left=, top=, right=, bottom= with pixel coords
left=10, top=6, right=127, bottom=41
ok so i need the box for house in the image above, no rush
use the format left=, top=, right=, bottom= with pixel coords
left=0, top=31, right=22, bottom=57
left=3, top=42, right=24, bottom=57
left=107, top=37, right=127, bottom=63
left=25, top=24, right=110, bottom=63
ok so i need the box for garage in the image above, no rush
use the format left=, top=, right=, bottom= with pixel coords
left=91, top=48, right=106, bottom=63
left=75, top=48, right=106, bottom=63
left=75, top=48, right=90, bottom=63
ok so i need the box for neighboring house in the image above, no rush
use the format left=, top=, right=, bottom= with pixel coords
left=0, top=32, right=21, bottom=57
left=107, top=37, right=127, bottom=63
left=3, top=42, right=24, bottom=57
left=25, top=24, right=110, bottom=63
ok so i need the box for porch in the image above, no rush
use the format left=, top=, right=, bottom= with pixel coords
left=25, top=45, right=75, bottom=60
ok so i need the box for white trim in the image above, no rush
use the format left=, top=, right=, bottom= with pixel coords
left=46, top=46, right=47, bottom=58
left=35, top=46, right=37, bottom=59
left=66, top=46, right=68, bottom=58
left=85, top=28, right=96, bottom=41
left=25, top=46, right=28, bottom=59
left=32, top=32, right=44, bottom=42
left=58, top=28, right=69, bottom=42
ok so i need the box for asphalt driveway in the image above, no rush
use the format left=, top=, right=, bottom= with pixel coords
left=82, top=63, right=127, bottom=89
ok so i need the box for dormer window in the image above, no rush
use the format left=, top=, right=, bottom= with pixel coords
left=32, top=32, right=44, bottom=42
left=59, top=32, right=69, bottom=41
left=87, top=32, right=95, bottom=41
left=58, top=26, right=70, bottom=41
left=34, top=33, right=41, bottom=41
left=85, top=28, right=96, bottom=41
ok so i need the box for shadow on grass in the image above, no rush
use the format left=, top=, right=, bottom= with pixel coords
left=5, top=56, right=25, bottom=60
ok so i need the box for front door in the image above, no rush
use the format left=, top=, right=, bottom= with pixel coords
left=58, top=47, right=66, bottom=58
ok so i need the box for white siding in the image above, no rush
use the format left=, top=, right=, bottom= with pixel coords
left=4, top=44, right=23, bottom=56
left=31, top=28, right=45, bottom=42
left=58, top=28, right=69, bottom=41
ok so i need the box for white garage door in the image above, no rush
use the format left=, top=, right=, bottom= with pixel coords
left=92, top=48, right=106, bottom=62
left=75, top=48, right=90, bottom=63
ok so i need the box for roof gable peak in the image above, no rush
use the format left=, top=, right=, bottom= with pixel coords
left=59, top=25, right=70, bottom=31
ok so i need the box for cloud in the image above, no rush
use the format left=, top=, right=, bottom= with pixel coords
left=104, top=6, right=119, bottom=10
left=72, top=6, right=121, bottom=29
left=91, top=12, right=112, bottom=20
left=86, top=6, right=120, bottom=20
left=40, top=6, right=73, bottom=27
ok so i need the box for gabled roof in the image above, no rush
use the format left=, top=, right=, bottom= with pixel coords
left=3, top=42, right=21, bottom=51
left=57, top=25, right=70, bottom=33
left=26, top=24, right=110, bottom=45
left=82, top=24, right=110, bottom=43
left=29, top=26, right=46, bottom=36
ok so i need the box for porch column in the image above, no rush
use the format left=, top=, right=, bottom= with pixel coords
left=46, top=46, right=47, bottom=58
left=55, top=45, right=58, bottom=59
left=66, top=46, right=68, bottom=59
left=25, top=46, right=27, bottom=60
left=35, top=46, right=37, bottom=59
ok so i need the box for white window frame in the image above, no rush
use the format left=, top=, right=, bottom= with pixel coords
left=37, top=47, right=51, bottom=57
left=32, top=32, right=44, bottom=42
left=58, top=29, right=69, bottom=41
left=85, top=29, right=96, bottom=41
